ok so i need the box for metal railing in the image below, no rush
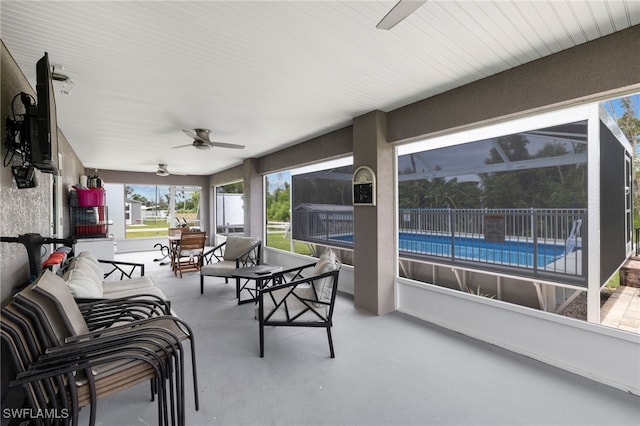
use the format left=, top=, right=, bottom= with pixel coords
left=398, top=208, right=586, bottom=282
left=292, top=206, right=587, bottom=284
left=292, top=207, right=354, bottom=248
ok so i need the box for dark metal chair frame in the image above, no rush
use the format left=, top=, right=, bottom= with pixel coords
left=10, top=292, right=178, bottom=426
left=1, top=271, right=199, bottom=426
left=257, top=263, right=341, bottom=358
left=200, top=239, right=262, bottom=297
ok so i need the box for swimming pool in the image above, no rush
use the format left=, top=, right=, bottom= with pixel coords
left=332, top=232, right=567, bottom=268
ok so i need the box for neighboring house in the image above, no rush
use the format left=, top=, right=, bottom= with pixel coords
left=125, top=199, right=143, bottom=225
left=216, top=192, right=244, bottom=234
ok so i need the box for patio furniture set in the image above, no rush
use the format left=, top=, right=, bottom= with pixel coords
left=1, top=234, right=341, bottom=425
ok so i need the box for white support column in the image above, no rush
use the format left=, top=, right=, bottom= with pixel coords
left=586, top=105, right=601, bottom=323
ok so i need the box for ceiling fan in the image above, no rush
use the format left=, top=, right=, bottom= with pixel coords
left=376, top=0, right=427, bottom=30
left=172, top=128, right=245, bottom=150
left=156, top=163, right=186, bottom=177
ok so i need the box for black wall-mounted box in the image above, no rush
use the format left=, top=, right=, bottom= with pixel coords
left=12, top=165, right=36, bottom=189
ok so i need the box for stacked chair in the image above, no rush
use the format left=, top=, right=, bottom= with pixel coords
left=1, top=270, right=199, bottom=426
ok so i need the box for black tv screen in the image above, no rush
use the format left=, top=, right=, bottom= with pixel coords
left=32, top=52, right=58, bottom=174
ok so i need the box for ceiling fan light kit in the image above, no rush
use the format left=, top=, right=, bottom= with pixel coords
left=156, top=163, right=187, bottom=176
left=194, top=142, right=211, bottom=150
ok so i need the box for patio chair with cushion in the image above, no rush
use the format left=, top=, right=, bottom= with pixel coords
left=257, top=248, right=341, bottom=358
left=199, top=236, right=261, bottom=296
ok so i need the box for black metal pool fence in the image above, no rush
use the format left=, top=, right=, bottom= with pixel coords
left=293, top=206, right=587, bottom=284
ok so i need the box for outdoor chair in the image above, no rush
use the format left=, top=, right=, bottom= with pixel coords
left=257, top=248, right=341, bottom=358
left=174, top=231, right=207, bottom=278
left=1, top=309, right=71, bottom=423
left=4, top=270, right=199, bottom=426
left=10, top=279, right=180, bottom=425
left=5, top=300, right=175, bottom=426
left=200, top=236, right=261, bottom=296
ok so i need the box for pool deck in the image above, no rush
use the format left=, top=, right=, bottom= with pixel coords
left=601, top=286, right=640, bottom=334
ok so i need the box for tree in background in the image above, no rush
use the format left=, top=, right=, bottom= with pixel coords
left=266, top=181, right=291, bottom=222
left=607, top=96, right=640, bottom=222
left=481, top=135, right=587, bottom=209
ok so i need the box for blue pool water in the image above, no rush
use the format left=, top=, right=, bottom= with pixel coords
left=332, top=233, right=566, bottom=268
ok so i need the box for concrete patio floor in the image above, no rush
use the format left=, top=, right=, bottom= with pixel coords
left=78, top=250, right=639, bottom=426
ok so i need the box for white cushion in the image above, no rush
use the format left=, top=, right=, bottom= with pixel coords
left=223, top=236, right=259, bottom=261
left=102, top=276, right=156, bottom=294
left=64, top=267, right=103, bottom=298
left=311, top=249, right=339, bottom=303
left=77, top=251, right=102, bottom=268
left=101, top=286, right=167, bottom=301
left=75, top=256, right=104, bottom=282
left=261, top=287, right=329, bottom=322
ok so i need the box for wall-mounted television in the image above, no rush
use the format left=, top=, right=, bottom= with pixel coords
left=31, top=52, right=58, bottom=174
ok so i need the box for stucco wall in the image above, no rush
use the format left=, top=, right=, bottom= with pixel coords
left=0, top=41, right=84, bottom=303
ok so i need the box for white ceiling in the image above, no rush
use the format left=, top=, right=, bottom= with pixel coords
left=2, top=1, right=638, bottom=176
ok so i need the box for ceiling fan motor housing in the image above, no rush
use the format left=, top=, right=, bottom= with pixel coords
left=157, top=164, right=170, bottom=176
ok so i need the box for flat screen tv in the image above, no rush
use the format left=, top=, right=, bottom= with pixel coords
left=31, top=52, right=58, bottom=174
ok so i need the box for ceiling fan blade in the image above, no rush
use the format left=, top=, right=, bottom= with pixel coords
left=376, top=0, right=427, bottom=30
left=171, top=143, right=194, bottom=149
left=182, top=128, right=214, bottom=143
left=211, top=141, right=245, bottom=149
left=182, top=129, right=198, bottom=139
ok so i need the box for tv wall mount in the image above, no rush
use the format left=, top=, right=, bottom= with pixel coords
left=4, top=92, right=38, bottom=188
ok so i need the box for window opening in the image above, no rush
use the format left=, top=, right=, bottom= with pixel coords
left=124, top=184, right=201, bottom=238
left=216, top=182, right=244, bottom=235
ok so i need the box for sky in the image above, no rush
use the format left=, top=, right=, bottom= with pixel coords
left=128, top=184, right=199, bottom=203
left=603, top=93, right=640, bottom=121
left=128, top=185, right=168, bottom=202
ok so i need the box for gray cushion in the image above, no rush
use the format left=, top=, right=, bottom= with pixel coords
left=201, top=260, right=239, bottom=277
left=223, top=236, right=260, bottom=260
left=31, top=270, right=91, bottom=336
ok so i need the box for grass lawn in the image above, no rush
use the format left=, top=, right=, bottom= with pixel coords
left=267, top=232, right=313, bottom=256
left=606, top=272, right=620, bottom=289
left=126, top=220, right=170, bottom=238
left=125, top=230, right=168, bottom=238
